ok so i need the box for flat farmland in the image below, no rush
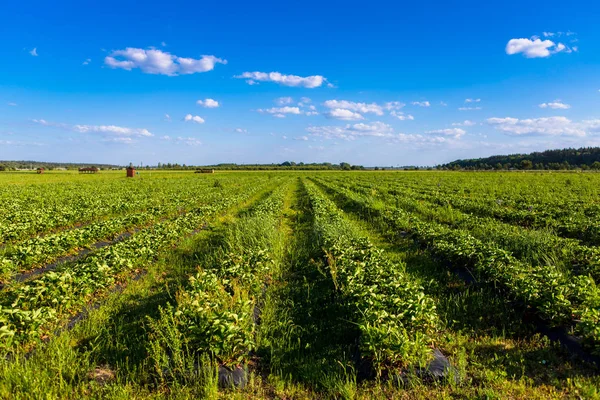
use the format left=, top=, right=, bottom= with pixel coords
left=0, top=170, right=598, bottom=399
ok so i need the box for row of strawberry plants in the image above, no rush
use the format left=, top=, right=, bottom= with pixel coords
left=316, top=177, right=600, bottom=283
left=302, top=180, right=439, bottom=374
left=150, top=183, right=288, bottom=374
left=0, top=181, right=238, bottom=281
left=355, top=176, right=600, bottom=246
left=319, top=181, right=600, bottom=355
left=0, top=175, right=220, bottom=244
left=0, top=180, right=271, bottom=351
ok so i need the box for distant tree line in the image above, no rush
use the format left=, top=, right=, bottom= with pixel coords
left=156, top=162, right=366, bottom=170
left=440, top=147, right=600, bottom=171
left=0, top=160, right=120, bottom=171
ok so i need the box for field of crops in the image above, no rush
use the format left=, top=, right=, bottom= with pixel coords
left=0, top=170, right=598, bottom=399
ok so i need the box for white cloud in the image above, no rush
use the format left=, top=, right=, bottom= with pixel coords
left=440, top=101, right=448, bottom=106
left=325, top=108, right=364, bottom=121
left=72, top=124, right=153, bottom=137
left=465, top=98, right=481, bottom=103
left=164, top=114, right=171, bottom=121
left=235, top=71, right=327, bottom=88
left=539, top=100, right=570, bottom=109
left=384, top=101, right=405, bottom=111
left=184, top=114, right=205, bottom=124
left=323, top=100, right=384, bottom=115
left=275, top=97, right=294, bottom=105
left=235, top=128, right=248, bottom=134
left=505, top=37, right=570, bottom=58
left=105, top=48, right=226, bottom=76
left=295, top=136, right=309, bottom=141
left=390, top=110, right=414, bottom=121
left=411, top=101, right=430, bottom=107
left=7, top=102, right=17, bottom=107
left=425, top=128, right=466, bottom=138
left=29, top=48, right=38, bottom=56
left=300, top=97, right=311, bottom=104
left=258, top=106, right=302, bottom=117
left=459, top=107, right=482, bottom=111
left=197, top=98, right=219, bottom=108
left=161, top=41, right=167, bottom=47
left=82, top=58, right=91, bottom=65
left=486, top=116, right=586, bottom=136
left=161, top=135, right=171, bottom=140
left=452, top=120, right=476, bottom=126
left=33, top=119, right=154, bottom=139
left=307, top=121, right=393, bottom=140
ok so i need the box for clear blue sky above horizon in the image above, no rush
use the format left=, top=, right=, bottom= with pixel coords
left=1, top=0, right=599, bottom=166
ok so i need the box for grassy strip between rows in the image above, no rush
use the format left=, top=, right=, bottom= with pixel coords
left=314, top=179, right=600, bottom=356
left=302, top=179, right=439, bottom=376
left=0, top=180, right=275, bottom=352
left=146, top=181, right=289, bottom=389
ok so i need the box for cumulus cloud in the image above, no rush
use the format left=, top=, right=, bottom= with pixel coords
left=33, top=119, right=154, bottom=142
left=390, top=110, right=414, bottom=121
left=384, top=101, right=405, bottom=111
left=29, top=48, right=38, bottom=56
left=235, top=128, right=248, bottom=134
left=459, top=107, right=482, bottom=111
left=411, top=101, right=430, bottom=107
left=184, top=114, right=205, bottom=124
left=539, top=100, right=570, bottom=109
left=235, top=71, right=327, bottom=88
left=307, top=122, right=393, bottom=140
left=425, top=128, right=466, bottom=138
left=275, top=97, right=294, bottom=105
left=323, top=100, right=384, bottom=115
left=325, top=108, right=364, bottom=121
left=72, top=124, right=153, bottom=136
left=452, top=120, right=476, bottom=126
left=486, top=116, right=586, bottom=136
left=505, top=37, right=571, bottom=58
left=295, top=136, right=309, bottom=141
left=258, top=106, right=302, bottom=117
left=105, top=48, right=226, bottom=76
left=197, top=98, right=219, bottom=108
left=82, top=58, right=91, bottom=65
left=465, top=98, right=481, bottom=103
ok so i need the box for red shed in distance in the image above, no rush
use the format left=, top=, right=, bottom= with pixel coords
left=36, top=167, right=45, bottom=174
left=126, top=163, right=136, bottom=178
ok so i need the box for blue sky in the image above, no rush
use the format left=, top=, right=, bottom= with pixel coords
left=1, top=0, right=599, bottom=166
